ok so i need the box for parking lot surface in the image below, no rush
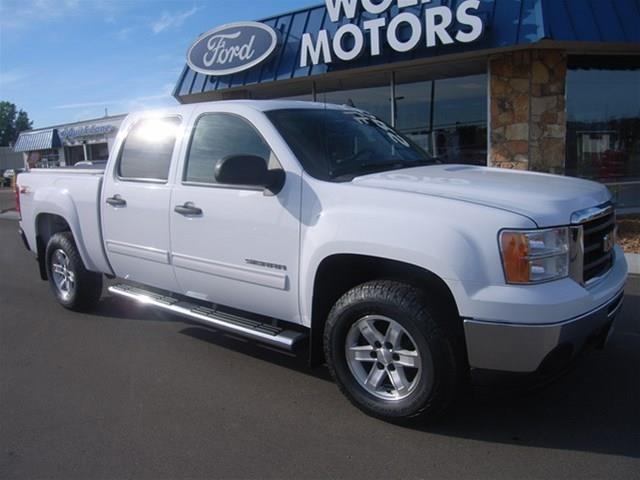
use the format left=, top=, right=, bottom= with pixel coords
left=1, top=217, right=639, bottom=479
left=0, top=188, right=15, bottom=213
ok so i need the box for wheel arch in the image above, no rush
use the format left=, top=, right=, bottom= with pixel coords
left=35, top=213, right=74, bottom=280
left=309, top=254, right=462, bottom=367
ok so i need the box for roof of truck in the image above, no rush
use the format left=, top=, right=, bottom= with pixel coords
left=214, top=99, right=344, bottom=111
left=128, top=99, right=346, bottom=120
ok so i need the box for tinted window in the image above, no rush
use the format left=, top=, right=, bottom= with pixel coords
left=267, top=108, right=433, bottom=181
left=185, top=114, right=272, bottom=184
left=318, top=84, right=392, bottom=124
left=566, top=57, right=640, bottom=213
left=394, top=73, right=487, bottom=165
left=118, top=117, right=180, bottom=181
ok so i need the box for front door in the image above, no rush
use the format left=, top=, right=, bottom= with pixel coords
left=101, top=116, right=182, bottom=292
left=170, top=110, right=301, bottom=323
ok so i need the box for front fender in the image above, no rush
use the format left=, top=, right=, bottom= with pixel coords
left=298, top=177, right=537, bottom=326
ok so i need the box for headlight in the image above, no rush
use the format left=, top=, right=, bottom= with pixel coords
left=499, top=228, right=569, bottom=284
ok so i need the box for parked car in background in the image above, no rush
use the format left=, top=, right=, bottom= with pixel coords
left=15, top=101, right=629, bottom=422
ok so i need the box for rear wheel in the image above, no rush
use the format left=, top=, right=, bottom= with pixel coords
left=46, top=232, right=102, bottom=311
left=324, top=280, right=464, bottom=422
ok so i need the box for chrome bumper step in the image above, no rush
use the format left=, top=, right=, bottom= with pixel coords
left=108, top=284, right=307, bottom=351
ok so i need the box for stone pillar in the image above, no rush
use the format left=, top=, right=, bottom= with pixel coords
left=489, top=50, right=567, bottom=173
left=529, top=50, right=567, bottom=174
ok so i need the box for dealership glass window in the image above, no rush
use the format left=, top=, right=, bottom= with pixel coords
left=309, top=66, right=487, bottom=165
left=432, top=75, right=487, bottom=165
left=66, top=145, right=85, bottom=166
left=395, top=79, right=433, bottom=151
left=566, top=56, right=640, bottom=254
left=27, top=149, right=60, bottom=168
left=566, top=56, right=640, bottom=213
left=281, top=93, right=314, bottom=102
left=395, top=71, right=487, bottom=165
left=118, top=117, right=180, bottom=181
left=317, top=74, right=393, bottom=124
left=318, top=85, right=392, bottom=124
left=184, top=113, right=273, bottom=185
left=89, top=143, right=109, bottom=161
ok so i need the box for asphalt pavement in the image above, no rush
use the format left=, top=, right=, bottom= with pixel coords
left=1, top=217, right=639, bottom=479
left=0, top=188, right=15, bottom=213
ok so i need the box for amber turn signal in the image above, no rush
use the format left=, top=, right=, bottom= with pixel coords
left=500, top=232, right=531, bottom=284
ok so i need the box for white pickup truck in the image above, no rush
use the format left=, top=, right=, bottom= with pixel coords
left=17, top=100, right=628, bottom=422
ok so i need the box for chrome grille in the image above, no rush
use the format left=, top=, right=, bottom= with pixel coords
left=571, top=204, right=616, bottom=284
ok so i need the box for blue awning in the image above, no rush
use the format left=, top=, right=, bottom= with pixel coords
left=174, top=0, right=640, bottom=102
left=13, top=129, right=63, bottom=153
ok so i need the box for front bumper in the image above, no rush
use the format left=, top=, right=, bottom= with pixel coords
left=463, top=288, right=625, bottom=373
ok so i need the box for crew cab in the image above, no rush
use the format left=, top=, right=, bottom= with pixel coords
left=16, top=100, right=628, bottom=422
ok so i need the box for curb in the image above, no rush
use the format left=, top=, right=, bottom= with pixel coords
left=0, top=210, right=19, bottom=220
left=625, top=253, right=640, bottom=276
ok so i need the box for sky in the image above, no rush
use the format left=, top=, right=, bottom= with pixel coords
left=0, top=0, right=315, bottom=128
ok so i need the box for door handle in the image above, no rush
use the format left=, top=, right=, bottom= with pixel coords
left=106, top=195, right=127, bottom=207
left=174, top=202, right=203, bottom=217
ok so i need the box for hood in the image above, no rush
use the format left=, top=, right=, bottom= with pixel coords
left=352, top=165, right=611, bottom=227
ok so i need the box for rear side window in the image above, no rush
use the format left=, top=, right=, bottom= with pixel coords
left=118, top=117, right=181, bottom=181
left=184, top=113, right=272, bottom=184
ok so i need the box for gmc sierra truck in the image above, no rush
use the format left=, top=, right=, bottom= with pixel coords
left=17, top=100, right=628, bottom=422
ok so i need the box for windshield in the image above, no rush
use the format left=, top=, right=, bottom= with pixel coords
left=266, top=108, right=435, bottom=181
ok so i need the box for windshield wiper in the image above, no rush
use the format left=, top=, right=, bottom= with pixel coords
left=330, top=159, right=435, bottom=180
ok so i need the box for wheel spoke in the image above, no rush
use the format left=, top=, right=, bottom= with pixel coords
left=52, top=264, right=65, bottom=275
left=365, top=365, right=386, bottom=388
left=66, top=271, right=75, bottom=284
left=388, top=366, right=411, bottom=394
left=55, top=251, right=66, bottom=265
left=395, top=349, right=419, bottom=368
left=359, top=319, right=384, bottom=346
left=348, top=345, right=376, bottom=362
left=384, top=322, right=403, bottom=349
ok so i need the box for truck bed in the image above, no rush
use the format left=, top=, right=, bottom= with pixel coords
left=18, top=169, right=112, bottom=276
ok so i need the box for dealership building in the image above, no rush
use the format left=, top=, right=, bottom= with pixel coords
left=14, top=0, right=640, bottom=212
left=174, top=0, right=640, bottom=212
left=13, top=114, right=125, bottom=168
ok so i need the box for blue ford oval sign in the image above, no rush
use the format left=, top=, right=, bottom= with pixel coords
left=187, top=22, right=280, bottom=76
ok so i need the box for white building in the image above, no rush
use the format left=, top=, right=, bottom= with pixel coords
left=13, top=114, right=126, bottom=168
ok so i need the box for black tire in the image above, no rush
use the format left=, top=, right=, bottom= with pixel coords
left=45, top=231, right=103, bottom=311
left=324, top=280, right=465, bottom=423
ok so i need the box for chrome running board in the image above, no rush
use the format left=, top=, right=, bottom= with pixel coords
left=108, top=284, right=307, bottom=351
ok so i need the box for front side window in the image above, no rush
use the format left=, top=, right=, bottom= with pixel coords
left=184, top=113, right=272, bottom=184
left=118, top=117, right=180, bottom=181
left=267, top=108, right=434, bottom=181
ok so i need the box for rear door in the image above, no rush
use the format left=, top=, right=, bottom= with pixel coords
left=169, top=107, right=302, bottom=323
left=101, top=116, right=182, bottom=292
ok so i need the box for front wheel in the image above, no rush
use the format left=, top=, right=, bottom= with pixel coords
left=46, top=232, right=103, bottom=311
left=324, top=280, right=465, bottom=422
